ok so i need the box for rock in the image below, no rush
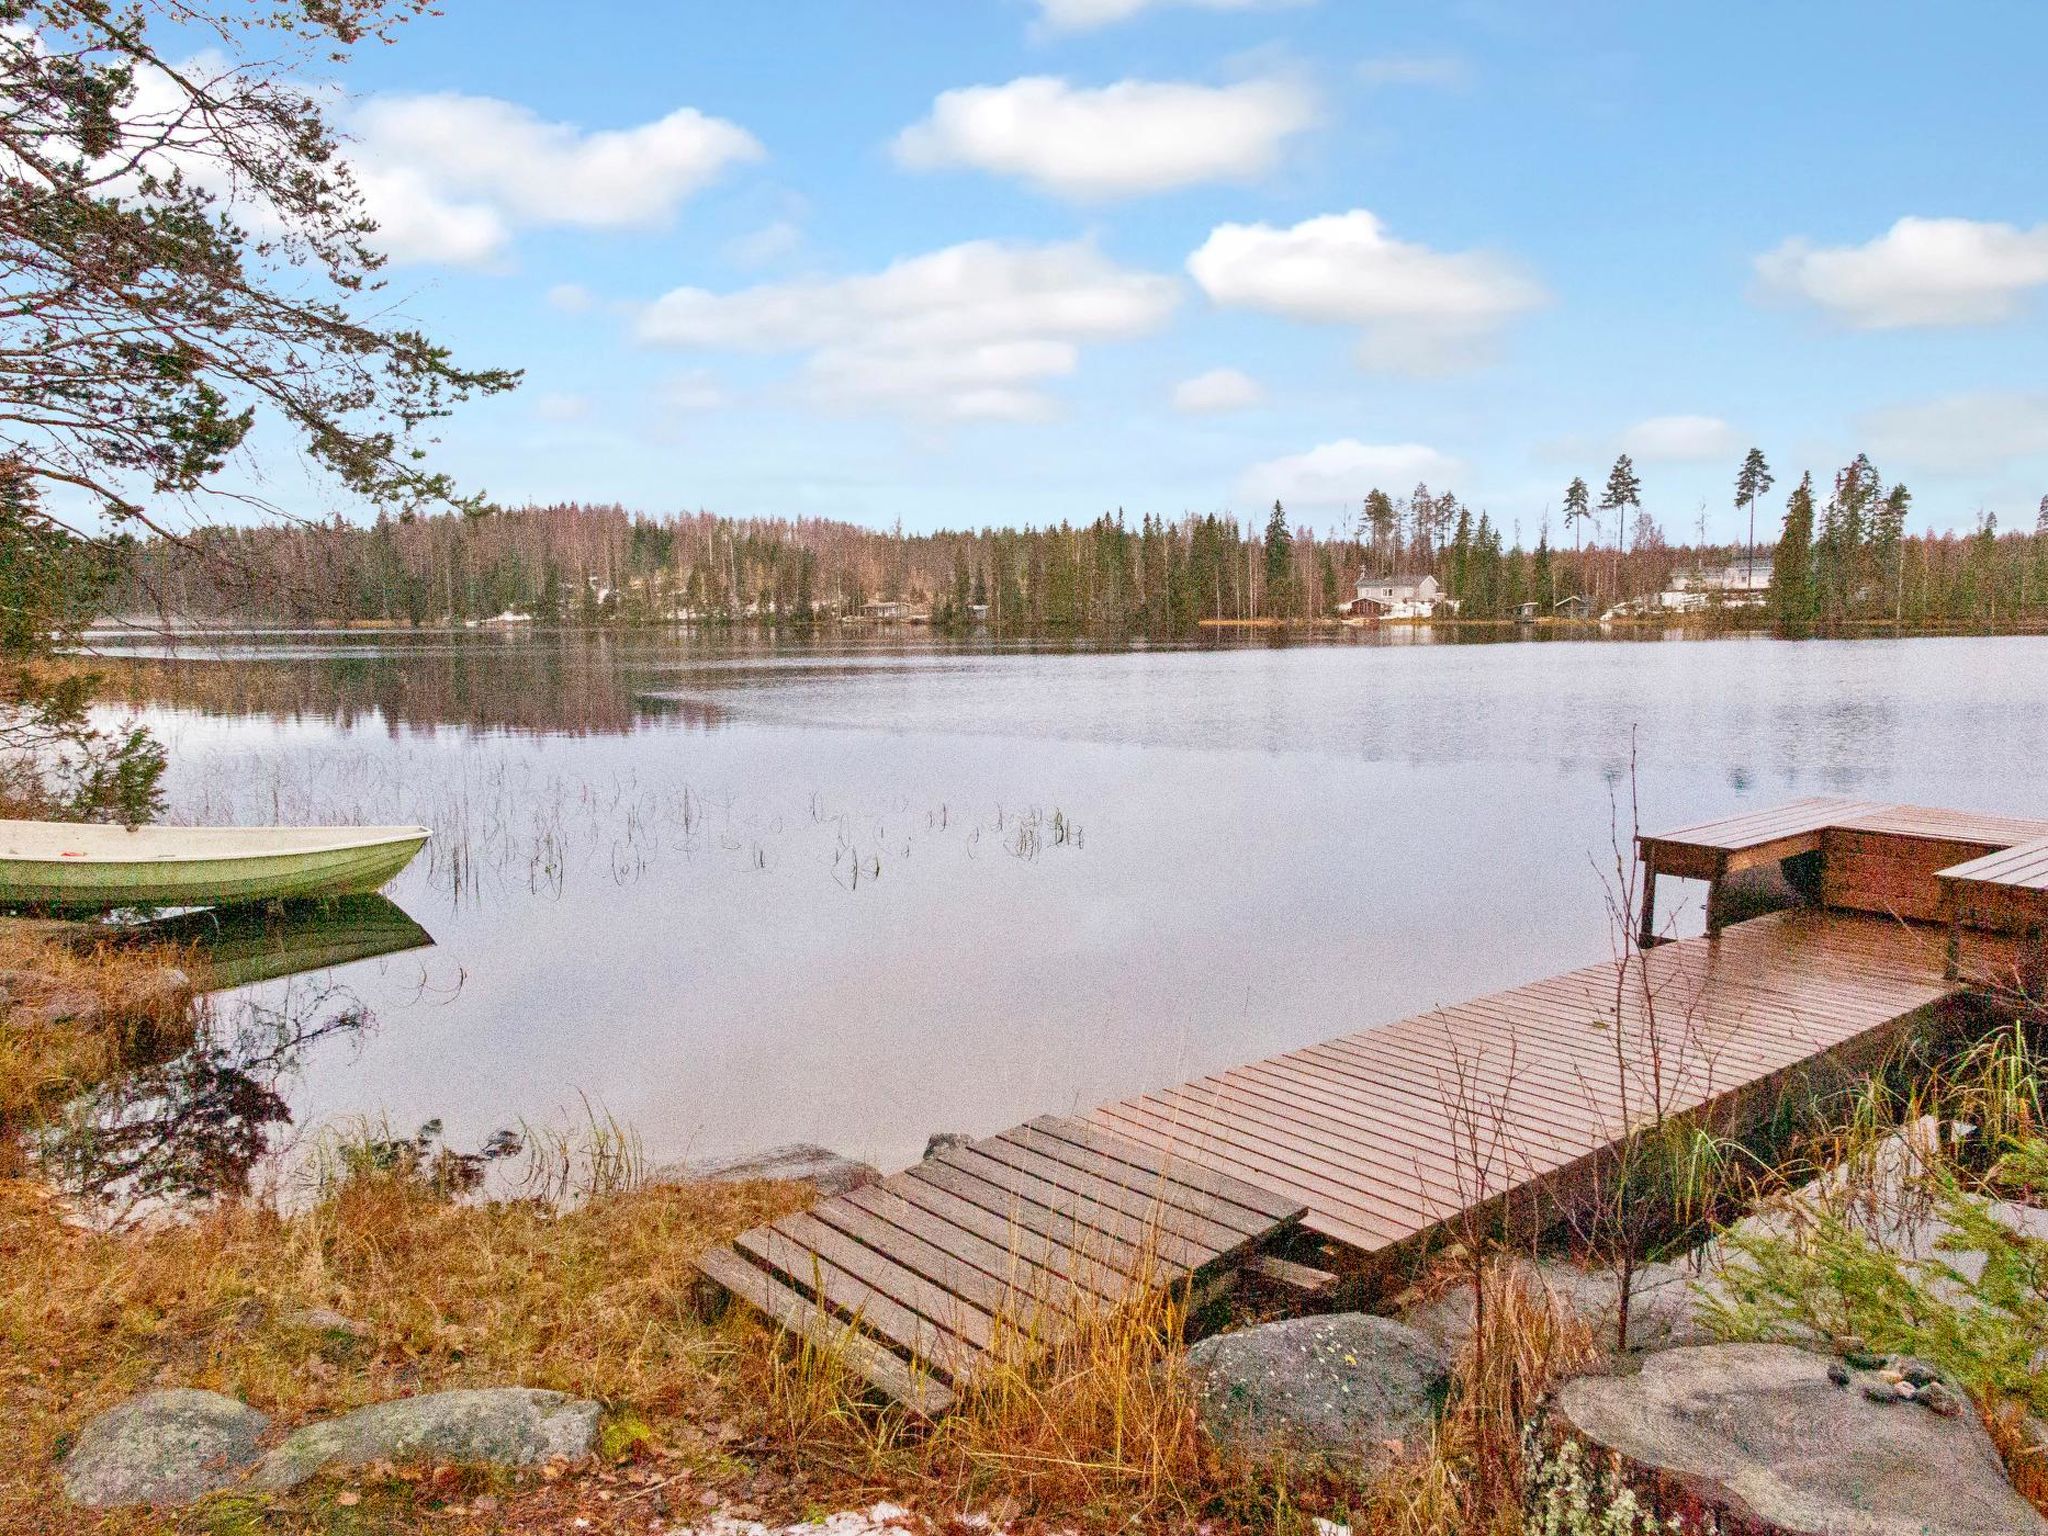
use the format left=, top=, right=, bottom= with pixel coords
left=659, top=1144, right=879, bottom=1198
left=250, top=1387, right=600, bottom=1491
left=1544, top=1343, right=2048, bottom=1536
left=62, top=1389, right=270, bottom=1508
left=1402, top=1256, right=1708, bottom=1356
left=1919, top=1382, right=1964, bottom=1418
left=1183, top=1313, right=1450, bottom=1467
left=922, top=1132, right=972, bottom=1159
left=278, top=1306, right=370, bottom=1340
left=35, top=987, right=101, bottom=1026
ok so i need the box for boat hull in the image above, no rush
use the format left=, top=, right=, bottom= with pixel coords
left=0, top=829, right=430, bottom=909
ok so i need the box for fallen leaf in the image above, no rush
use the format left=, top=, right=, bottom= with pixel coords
left=336, top=1490, right=361, bottom=1508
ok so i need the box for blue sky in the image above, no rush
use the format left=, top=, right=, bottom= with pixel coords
left=304, top=0, right=2048, bottom=542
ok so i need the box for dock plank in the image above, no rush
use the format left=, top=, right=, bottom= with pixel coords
left=692, top=1246, right=955, bottom=1416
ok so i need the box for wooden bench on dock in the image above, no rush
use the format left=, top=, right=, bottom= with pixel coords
left=694, top=798, right=2044, bottom=1412
left=1637, top=797, right=2048, bottom=944
left=1938, top=836, right=2048, bottom=980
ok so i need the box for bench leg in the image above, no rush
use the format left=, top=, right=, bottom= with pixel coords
left=1637, top=869, right=1659, bottom=949
left=1705, top=878, right=1725, bottom=937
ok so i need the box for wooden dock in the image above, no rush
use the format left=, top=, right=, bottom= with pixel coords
left=693, top=799, right=2046, bottom=1411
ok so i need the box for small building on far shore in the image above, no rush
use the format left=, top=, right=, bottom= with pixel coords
left=1350, top=571, right=1451, bottom=619
left=1658, top=558, right=1773, bottom=612
left=855, top=600, right=930, bottom=624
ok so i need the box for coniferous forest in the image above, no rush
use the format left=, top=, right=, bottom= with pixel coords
left=103, top=453, right=2048, bottom=637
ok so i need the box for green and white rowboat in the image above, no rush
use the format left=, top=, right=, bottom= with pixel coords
left=0, top=821, right=431, bottom=909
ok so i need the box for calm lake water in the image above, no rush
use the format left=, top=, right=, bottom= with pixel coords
left=73, top=628, right=2048, bottom=1187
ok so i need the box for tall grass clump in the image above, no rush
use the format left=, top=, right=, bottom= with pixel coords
left=0, top=924, right=198, bottom=1169
left=736, top=1248, right=1597, bottom=1536
left=750, top=1240, right=1207, bottom=1526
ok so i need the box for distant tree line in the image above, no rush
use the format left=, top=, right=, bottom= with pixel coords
left=103, top=455, right=2048, bottom=638
left=1765, top=453, right=2048, bottom=627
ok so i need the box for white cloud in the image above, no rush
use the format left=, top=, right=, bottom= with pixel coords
left=1239, top=439, right=1460, bottom=507
left=893, top=76, right=1313, bottom=199
left=1858, top=392, right=2048, bottom=472
left=350, top=162, right=509, bottom=267
left=660, top=370, right=729, bottom=414
left=1755, top=216, right=2048, bottom=329
left=546, top=282, right=597, bottom=314
left=1188, top=210, right=1544, bottom=373
left=1172, top=368, right=1263, bottom=413
left=1033, top=0, right=1306, bottom=33
left=637, top=239, right=1178, bottom=421
left=1357, top=53, right=1469, bottom=89
left=725, top=219, right=804, bottom=268
left=533, top=392, right=590, bottom=422
left=347, top=94, right=763, bottom=266
left=1623, top=414, right=1737, bottom=462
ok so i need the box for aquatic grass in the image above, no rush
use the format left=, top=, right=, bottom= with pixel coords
left=159, top=733, right=1088, bottom=915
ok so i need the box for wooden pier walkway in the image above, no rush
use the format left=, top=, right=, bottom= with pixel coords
left=693, top=799, right=2046, bottom=1411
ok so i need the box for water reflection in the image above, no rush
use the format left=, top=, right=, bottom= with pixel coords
left=32, top=897, right=435, bottom=1216
left=118, top=896, right=432, bottom=990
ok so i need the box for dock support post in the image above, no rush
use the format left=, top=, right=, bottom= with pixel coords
left=1702, top=853, right=1731, bottom=938
left=1637, top=866, right=1659, bottom=949
left=1943, top=892, right=1961, bottom=982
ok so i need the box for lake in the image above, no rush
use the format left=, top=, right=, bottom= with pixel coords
left=68, top=627, right=2048, bottom=1193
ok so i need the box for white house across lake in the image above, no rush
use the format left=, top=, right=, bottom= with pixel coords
left=1656, top=558, right=1773, bottom=612
left=1351, top=571, right=1454, bottom=619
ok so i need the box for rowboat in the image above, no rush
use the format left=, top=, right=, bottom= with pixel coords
left=0, top=821, right=431, bottom=909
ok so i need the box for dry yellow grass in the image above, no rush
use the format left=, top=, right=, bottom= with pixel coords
left=0, top=923, right=198, bottom=1168
left=734, top=1254, right=1597, bottom=1536
left=0, top=1167, right=810, bottom=1534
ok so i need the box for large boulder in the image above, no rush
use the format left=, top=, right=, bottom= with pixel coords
left=1403, top=1257, right=1708, bottom=1356
left=661, top=1144, right=879, bottom=1198
left=250, top=1387, right=600, bottom=1491
left=62, top=1389, right=270, bottom=1508
left=1183, top=1314, right=1450, bottom=1467
left=1542, top=1343, right=2048, bottom=1536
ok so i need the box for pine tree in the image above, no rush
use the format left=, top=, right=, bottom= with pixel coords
left=1408, top=482, right=1435, bottom=565
left=1815, top=454, right=1878, bottom=619
left=1870, top=483, right=1910, bottom=623
left=2033, top=496, right=2048, bottom=616
left=1734, top=448, right=1774, bottom=590
left=1771, top=472, right=1816, bottom=626
left=1563, top=477, right=1590, bottom=554
left=1361, top=489, right=1398, bottom=572
left=1599, top=455, right=1643, bottom=601
left=1262, top=500, right=1294, bottom=618
left=1448, top=501, right=1475, bottom=598
left=1532, top=530, right=1555, bottom=611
